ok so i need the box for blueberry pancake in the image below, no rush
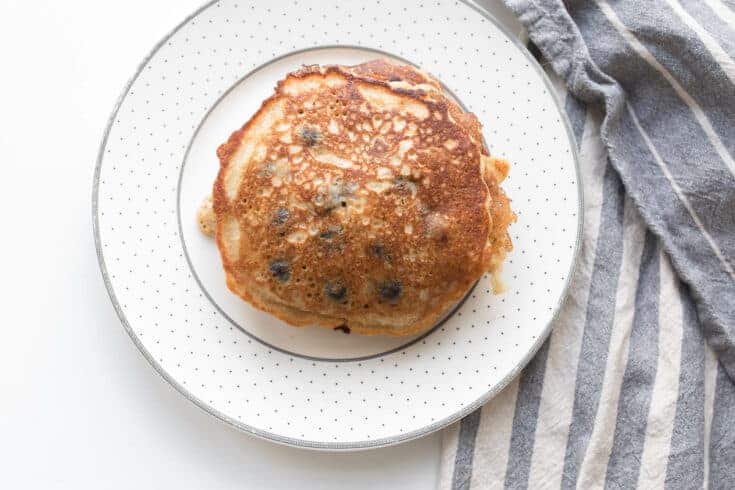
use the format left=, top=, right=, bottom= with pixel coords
left=200, top=59, right=514, bottom=336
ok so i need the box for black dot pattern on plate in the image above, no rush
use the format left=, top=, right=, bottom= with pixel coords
left=95, top=0, right=579, bottom=446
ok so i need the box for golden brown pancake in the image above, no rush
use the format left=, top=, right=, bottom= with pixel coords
left=206, top=59, right=514, bottom=336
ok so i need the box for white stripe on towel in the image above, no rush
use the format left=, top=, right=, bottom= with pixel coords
left=636, top=251, right=683, bottom=488
left=667, top=0, right=735, bottom=84
left=596, top=0, right=735, bottom=178
left=469, top=380, right=520, bottom=489
left=576, top=198, right=647, bottom=488
left=702, top=344, right=718, bottom=487
left=703, top=0, right=735, bottom=29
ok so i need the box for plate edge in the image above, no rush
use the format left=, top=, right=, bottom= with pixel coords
left=91, top=0, right=586, bottom=451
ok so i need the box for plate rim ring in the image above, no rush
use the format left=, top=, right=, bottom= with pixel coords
left=177, top=43, right=485, bottom=363
left=92, top=0, right=585, bottom=451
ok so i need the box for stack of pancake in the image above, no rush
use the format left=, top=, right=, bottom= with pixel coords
left=200, top=59, right=514, bottom=336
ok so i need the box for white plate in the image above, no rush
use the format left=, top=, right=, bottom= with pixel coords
left=94, top=0, right=582, bottom=450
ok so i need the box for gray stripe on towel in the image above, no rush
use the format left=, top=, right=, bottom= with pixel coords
left=665, top=280, right=705, bottom=489
left=604, top=231, right=660, bottom=488
left=561, top=164, right=626, bottom=489
left=504, top=340, right=551, bottom=490
left=452, top=408, right=482, bottom=490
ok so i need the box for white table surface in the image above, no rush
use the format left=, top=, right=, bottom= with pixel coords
left=0, top=1, right=521, bottom=488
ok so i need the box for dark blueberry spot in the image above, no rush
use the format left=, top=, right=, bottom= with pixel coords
left=269, top=260, right=290, bottom=282
left=334, top=325, right=351, bottom=334
left=272, top=207, right=289, bottom=225
left=393, top=176, right=418, bottom=195
left=319, top=225, right=343, bottom=240
left=370, top=243, right=391, bottom=262
left=378, top=280, right=401, bottom=301
left=388, top=76, right=402, bottom=82
left=318, top=225, right=345, bottom=253
left=298, top=125, right=321, bottom=146
left=325, top=281, right=347, bottom=301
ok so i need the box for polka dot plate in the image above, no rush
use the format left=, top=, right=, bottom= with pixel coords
left=93, top=0, right=582, bottom=450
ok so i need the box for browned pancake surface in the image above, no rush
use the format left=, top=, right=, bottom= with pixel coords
left=212, top=60, right=514, bottom=335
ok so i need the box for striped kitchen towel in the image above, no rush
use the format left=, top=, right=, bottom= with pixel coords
left=441, top=1, right=735, bottom=488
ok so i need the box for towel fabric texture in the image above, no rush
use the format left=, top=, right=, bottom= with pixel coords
left=441, top=1, right=735, bottom=488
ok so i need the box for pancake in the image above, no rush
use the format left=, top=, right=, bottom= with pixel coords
left=206, top=59, right=514, bottom=336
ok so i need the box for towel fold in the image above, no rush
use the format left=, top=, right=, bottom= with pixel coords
left=441, top=1, right=735, bottom=488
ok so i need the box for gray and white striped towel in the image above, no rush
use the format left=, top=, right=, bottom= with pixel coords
left=440, top=0, right=735, bottom=488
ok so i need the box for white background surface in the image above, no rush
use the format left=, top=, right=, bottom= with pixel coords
left=0, top=1, right=521, bottom=488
